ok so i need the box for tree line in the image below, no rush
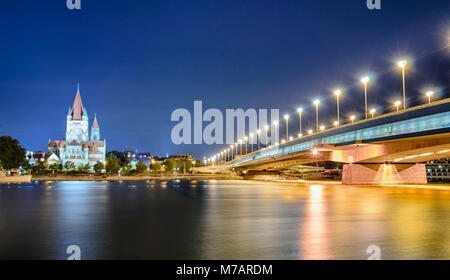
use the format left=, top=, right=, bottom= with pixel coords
left=0, top=136, right=203, bottom=176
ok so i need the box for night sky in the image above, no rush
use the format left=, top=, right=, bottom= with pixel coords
left=0, top=0, right=449, bottom=158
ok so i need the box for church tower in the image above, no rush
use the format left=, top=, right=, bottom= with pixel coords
left=90, top=114, right=101, bottom=141
left=66, top=84, right=89, bottom=143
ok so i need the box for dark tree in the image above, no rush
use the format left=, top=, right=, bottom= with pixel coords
left=93, top=161, right=104, bottom=174
left=150, top=162, right=162, bottom=173
left=0, top=136, right=26, bottom=170
left=49, top=163, right=63, bottom=174
left=106, top=151, right=128, bottom=166
left=163, top=158, right=175, bottom=173
left=136, top=161, right=148, bottom=174
left=106, top=159, right=120, bottom=175
left=78, top=163, right=91, bottom=173
left=64, top=161, right=75, bottom=172
left=31, top=162, right=47, bottom=175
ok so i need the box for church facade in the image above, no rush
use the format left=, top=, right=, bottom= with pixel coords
left=48, top=85, right=106, bottom=168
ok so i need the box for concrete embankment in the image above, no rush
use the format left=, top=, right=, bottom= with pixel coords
left=0, top=175, right=32, bottom=183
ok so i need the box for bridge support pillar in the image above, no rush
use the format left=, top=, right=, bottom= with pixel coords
left=342, top=163, right=427, bottom=185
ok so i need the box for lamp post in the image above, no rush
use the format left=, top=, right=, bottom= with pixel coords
left=395, top=100, right=401, bottom=112
left=257, top=129, right=261, bottom=150
left=264, top=125, right=269, bottom=148
left=230, top=145, right=234, bottom=159
left=244, top=136, right=248, bottom=155
left=334, top=89, right=341, bottom=126
left=313, top=99, right=320, bottom=132
left=426, top=91, right=434, bottom=104
left=234, top=142, right=238, bottom=156
left=284, top=115, right=289, bottom=142
left=350, top=115, right=356, bottom=124
left=239, top=139, right=243, bottom=155
left=361, top=77, right=370, bottom=119
left=273, top=120, right=279, bottom=144
left=370, top=108, right=376, bottom=118
left=397, top=60, right=407, bottom=110
left=249, top=133, right=254, bottom=153
left=297, top=108, right=303, bottom=136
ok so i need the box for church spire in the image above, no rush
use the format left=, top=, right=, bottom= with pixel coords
left=90, top=114, right=100, bottom=141
left=71, top=84, right=84, bottom=120
left=92, top=114, right=99, bottom=128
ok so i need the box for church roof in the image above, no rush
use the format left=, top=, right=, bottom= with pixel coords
left=48, top=140, right=65, bottom=148
left=88, top=141, right=104, bottom=147
left=71, top=84, right=84, bottom=120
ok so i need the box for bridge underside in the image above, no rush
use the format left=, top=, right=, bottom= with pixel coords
left=230, top=133, right=450, bottom=184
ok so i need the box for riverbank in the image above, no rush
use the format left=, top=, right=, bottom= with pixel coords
left=0, top=175, right=32, bottom=183
left=30, top=174, right=243, bottom=182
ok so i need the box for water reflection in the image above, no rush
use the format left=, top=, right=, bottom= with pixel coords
left=0, top=180, right=449, bottom=259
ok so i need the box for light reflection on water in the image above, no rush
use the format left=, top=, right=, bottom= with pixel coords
left=0, top=180, right=449, bottom=259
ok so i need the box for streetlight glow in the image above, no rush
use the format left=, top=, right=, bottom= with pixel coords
left=426, top=91, right=434, bottom=104
left=350, top=115, right=356, bottom=124
left=394, top=100, right=401, bottom=112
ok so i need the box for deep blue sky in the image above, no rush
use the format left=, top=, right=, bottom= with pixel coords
left=0, top=0, right=449, bottom=158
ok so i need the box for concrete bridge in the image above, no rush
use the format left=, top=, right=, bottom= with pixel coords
left=194, top=98, right=450, bottom=184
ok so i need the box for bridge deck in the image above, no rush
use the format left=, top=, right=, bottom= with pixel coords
left=231, top=98, right=450, bottom=167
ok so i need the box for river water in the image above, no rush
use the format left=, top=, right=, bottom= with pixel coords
left=0, top=180, right=449, bottom=259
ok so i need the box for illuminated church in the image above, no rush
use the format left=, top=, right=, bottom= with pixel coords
left=48, top=85, right=106, bottom=168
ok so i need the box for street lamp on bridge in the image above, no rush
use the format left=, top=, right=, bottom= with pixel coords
left=361, top=76, right=370, bottom=119
left=284, top=114, right=290, bottom=142
left=264, top=125, right=269, bottom=148
left=313, top=99, right=320, bottom=132
left=426, top=91, right=434, bottom=104
left=238, top=139, right=243, bottom=155
left=370, top=108, right=376, bottom=118
left=334, top=89, right=341, bottom=126
left=244, top=136, right=248, bottom=155
left=249, top=133, right=254, bottom=153
left=273, top=120, right=279, bottom=144
left=297, top=107, right=303, bottom=136
left=395, top=100, right=401, bottom=112
left=397, top=60, right=407, bottom=110
left=257, top=129, right=261, bottom=150
left=350, top=115, right=356, bottom=124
